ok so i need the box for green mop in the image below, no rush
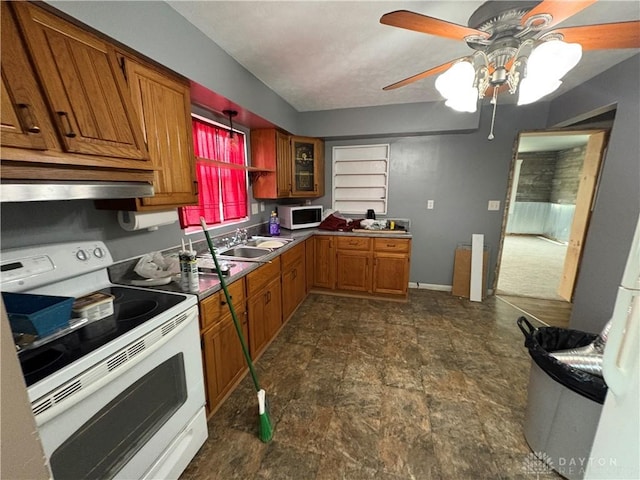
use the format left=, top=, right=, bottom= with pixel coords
left=200, top=217, right=273, bottom=443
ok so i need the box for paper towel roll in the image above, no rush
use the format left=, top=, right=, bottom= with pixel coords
left=118, top=210, right=179, bottom=231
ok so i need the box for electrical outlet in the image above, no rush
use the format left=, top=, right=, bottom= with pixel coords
left=251, top=203, right=259, bottom=215
left=488, top=200, right=501, bottom=211
left=260, top=202, right=265, bottom=212
left=427, top=200, right=434, bottom=210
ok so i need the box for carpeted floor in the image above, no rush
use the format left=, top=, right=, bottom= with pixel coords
left=497, top=235, right=568, bottom=301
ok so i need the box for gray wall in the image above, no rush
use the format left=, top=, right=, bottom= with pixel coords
left=547, top=54, right=640, bottom=333
left=319, top=101, right=549, bottom=289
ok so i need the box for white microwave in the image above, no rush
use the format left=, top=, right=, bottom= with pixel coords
left=278, top=205, right=323, bottom=230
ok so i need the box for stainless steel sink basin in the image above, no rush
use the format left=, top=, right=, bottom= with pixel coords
left=244, top=237, right=293, bottom=248
left=218, top=246, right=271, bottom=259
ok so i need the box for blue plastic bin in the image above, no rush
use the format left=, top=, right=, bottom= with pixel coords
left=2, top=292, right=74, bottom=337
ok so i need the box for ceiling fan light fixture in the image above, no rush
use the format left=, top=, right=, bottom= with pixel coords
left=518, top=76, right=562, bottom=105
left=527, top=39, right=583, bottom=81
left=435, top=60, right=478, bottom=112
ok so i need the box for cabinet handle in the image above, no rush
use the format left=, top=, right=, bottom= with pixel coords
left=17, top=104, right=40, bottom=134
left=349, top=240, right=358, bottom=245
left=289, top=183, right=292, bottom=194
left=220, top=295, right=232, bottom=306
left=193, top=180, right=199, bottom=196
left=57, top=112, right=76, bottom=138
left=387, top=243, right=396, bottom=248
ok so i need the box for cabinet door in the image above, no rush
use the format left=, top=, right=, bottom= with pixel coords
left=282, top=257, right=306, bottom=321
left=1, top=3, right=52, bottom=151
left=275, top=131, right=292, bottom=197
left=13, top=3, right=149, bottom=162
left=372, top=253, right=410, bottom=296
left=121, top=54, right=198, bottom=208
left=251, top=128, right=291, bottom=199
left=312, top=236, right=335, bottom=289
left=248, top=277, right=282, bottom=359
left=202, top=311, right=248, bottom=413
left=336, top=250, right=371, bottom=292
left=291, top=136, right=324, bottom=197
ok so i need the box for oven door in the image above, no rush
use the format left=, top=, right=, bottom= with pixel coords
left=32, top=305, right=206, bottom=480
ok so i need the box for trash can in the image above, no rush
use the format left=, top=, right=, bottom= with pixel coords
left=517, top=317, right=608, bottom=480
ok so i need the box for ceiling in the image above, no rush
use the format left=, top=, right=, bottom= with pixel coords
left=167, top=1, right=639, bottom=113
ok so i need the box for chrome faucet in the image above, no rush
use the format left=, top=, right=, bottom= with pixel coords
left=231, top=228, right=248, bottom=246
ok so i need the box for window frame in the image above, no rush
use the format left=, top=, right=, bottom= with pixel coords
left=182, top=113, right=250, bottom=234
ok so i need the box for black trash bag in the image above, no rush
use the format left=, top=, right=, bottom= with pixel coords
left=517, top=317, right=608, bottom=404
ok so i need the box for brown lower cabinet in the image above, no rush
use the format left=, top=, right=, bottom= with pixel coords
left=246, top=258, right=282, bottom=359
left=281, top=242, right=306, bottom=321
left=314, top=235, right=411, bottom=299
left=200, top=279, right=248, bottom=416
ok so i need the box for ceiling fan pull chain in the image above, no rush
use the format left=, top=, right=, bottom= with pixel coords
left=488, top=88, right=498, bottom=141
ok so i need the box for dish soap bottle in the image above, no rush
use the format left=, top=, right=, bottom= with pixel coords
left=269, top=211, right=280, bottom=236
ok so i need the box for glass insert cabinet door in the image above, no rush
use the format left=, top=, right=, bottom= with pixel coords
left=292, top=137, right=322, bottom=196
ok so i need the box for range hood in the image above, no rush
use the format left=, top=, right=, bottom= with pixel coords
left=0, top=180, right=154, bottom=202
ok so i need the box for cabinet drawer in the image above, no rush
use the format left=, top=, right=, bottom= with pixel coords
left=336, top=237, right=371, bottom=251
left=246, top=256, right=281, bottom=297
left=374, top=238, right=411, bottom=253
left=200, top=279, right=245, bottom=330
left=281, top=242, right=305, bottom=270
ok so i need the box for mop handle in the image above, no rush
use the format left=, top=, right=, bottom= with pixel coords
left=200, top=218, right=261, bottom=392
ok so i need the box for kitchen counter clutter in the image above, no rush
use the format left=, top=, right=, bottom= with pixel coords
left=109, top=226, right=411, bottom=415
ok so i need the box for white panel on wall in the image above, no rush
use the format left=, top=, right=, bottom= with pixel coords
left=333, top=144, right=390, bottom=215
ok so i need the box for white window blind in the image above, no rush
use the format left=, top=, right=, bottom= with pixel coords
left=332, top=144, right=390, bottom=215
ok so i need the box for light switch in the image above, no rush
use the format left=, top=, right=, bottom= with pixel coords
left=251, top=203, right=259, bottom=215
left=427, top=200, right=434, bottom=210
left=488, top=200, right=501, bottom=211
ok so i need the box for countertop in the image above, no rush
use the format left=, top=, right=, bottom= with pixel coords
left=108, top=228, right=412, bottom=302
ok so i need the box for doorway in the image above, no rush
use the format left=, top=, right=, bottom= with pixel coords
left=495, top=129, right=608, bottom=327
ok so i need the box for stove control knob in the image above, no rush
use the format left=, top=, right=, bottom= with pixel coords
left=93, top=247, right=104, bottom=259
left=76, top=249, right=88, bottom=261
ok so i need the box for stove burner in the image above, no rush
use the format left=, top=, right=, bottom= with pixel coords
left=18, top=286, right=187, bottom=387
left=117, top=300, right=159, bottom=322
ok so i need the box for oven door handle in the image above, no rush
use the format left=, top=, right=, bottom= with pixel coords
left=32, top=307, right=198, bottom=426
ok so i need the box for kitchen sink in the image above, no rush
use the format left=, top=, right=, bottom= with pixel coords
left=217, top=246, right=271, bottom=259
left=244, top=236, right=293, bottom=248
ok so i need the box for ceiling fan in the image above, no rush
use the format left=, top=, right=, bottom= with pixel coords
left=380, top=1, right=640, bottom=139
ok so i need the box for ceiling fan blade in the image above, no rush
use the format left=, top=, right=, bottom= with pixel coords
left=383, top=58, right=465, bottom=91
left=521, top=0, right=597, bottom=29
left=548, top=21, right=640, bottom=50
left=380, top=10, right=489, bottom=42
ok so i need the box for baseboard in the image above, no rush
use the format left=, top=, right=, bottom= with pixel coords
left=409, top=282, right=452, bottom=292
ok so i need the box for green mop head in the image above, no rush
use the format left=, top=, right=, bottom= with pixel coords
left=257, top=389, right=273, bottom=443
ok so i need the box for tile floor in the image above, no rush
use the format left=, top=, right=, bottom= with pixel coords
left=181, top=290, right=562, bottom=480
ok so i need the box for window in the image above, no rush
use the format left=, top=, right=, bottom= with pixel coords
left=179, top=116, right=248, bottom=228
left=332, top=144, right=390, bottom=215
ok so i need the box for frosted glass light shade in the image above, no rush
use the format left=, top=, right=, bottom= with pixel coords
left=518, top=77, right=562, bottom=105
left=436, top=61, right=478, bottom=112
left=518, top=40, right=582, bottom=105
left=445, top=87, right=479, bottom=113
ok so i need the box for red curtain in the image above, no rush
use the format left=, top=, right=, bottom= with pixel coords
left=179, top=119, right=247, bottom=228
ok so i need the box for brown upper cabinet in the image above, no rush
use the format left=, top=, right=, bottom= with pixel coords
left=11, top=2, right=149, bottom=163
left=1, top=2, right=54, bottom=152
left=251, top=129, right=324, bottom=199
left=96, top=52, right=198, bottom=210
